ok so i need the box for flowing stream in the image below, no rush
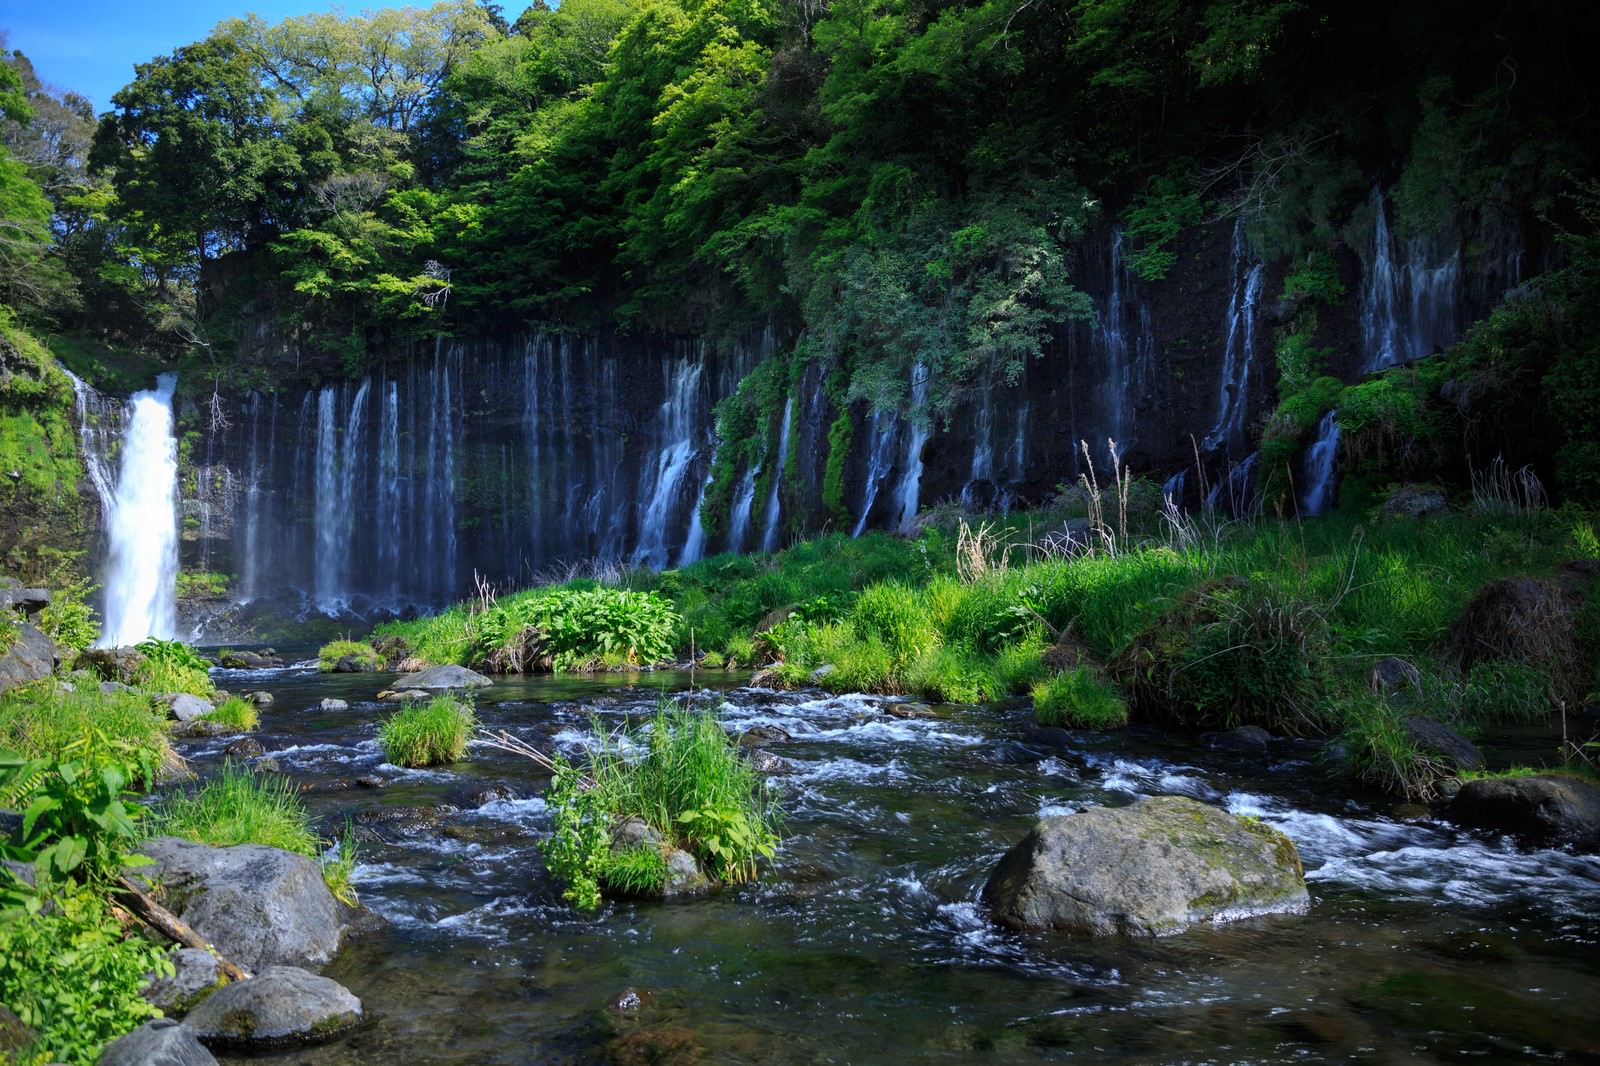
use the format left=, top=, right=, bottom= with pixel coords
left=184, top=662, right=1600, bottom=1064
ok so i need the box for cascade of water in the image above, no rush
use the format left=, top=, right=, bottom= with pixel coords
left=378, top=379, right=400, bottom=601
left=1359, top=186, right=1463, bottom=371
left=99, top=374, right=179, bottom=646
left=634, top=358, right=706, bottom=567
left=760, top=398, right=794, bottom=553
left=1161, top=470, right=1186, bottom=507
left=64, top=368, right=119, bottom=514
left=313, top=386, right=340, bottom=610
left=679, top=473, right=712, bottom=567
left=1102, top=228, right=1131, bottom=442
left=1204, top=451, right=1260, bottom=518
left=727, top=465, right=758, bottom=553
left=890, top=364, right=930, bottom=532
left=1299, top=411, right=1341, bottom=516
left=1203, top=220, right=1265, bottom=453
left=853, top=408, right=899, bottom=537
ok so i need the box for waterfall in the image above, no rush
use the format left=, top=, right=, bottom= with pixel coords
left=1359, top=186, right=1463, bottom=372
left=1203, top=220, right=1265, bottom=453
left=378, top=380, right=400, bottom=601
left=760, top=398, right=793, bottom=553
left=890, top=364, right=930, bottom=532
left=64, top=367, right=119, bottom=515
left=1102, top=228, right=1131, bottom=442
left=1204, top=450, right=1260, bottom=518
left=853, top=408, right=899, bottom=537
left=727, top=465, right=758, bottom=553
left=99, top=374, right=179, bottom=646
left=1162, top=470, right=1186, bottom=507
left=634, top=357, right=705, bottom=567
left=679, top=473, right=712, bottom=566
left=1299, top=411, right=1341, bottom=516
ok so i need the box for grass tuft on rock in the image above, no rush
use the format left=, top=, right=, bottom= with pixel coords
left=379, top=695, right=476, bottom=767
left=317, top=639, right=384, bottom=672
left=200, top=695, right=259, bottom=731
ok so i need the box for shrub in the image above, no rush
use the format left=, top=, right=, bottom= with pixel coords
left=994, top=636, right=1049, bottom=694
left=317, top=639, right=383, bottom=672
left=474, top=586, right=680, bottom=672
left=379, top=695, right=476, bottom=767
left=723, top=634, right=756, bottom=666
left=200, top=695, right=260, bottom=731
left=131, top=638, right=214, bottom=696
left=1032, top=669, right=1129, bottom=729
left=36, top=577, right=99, bottom=653
left=698, top=650, right=726, bottom=670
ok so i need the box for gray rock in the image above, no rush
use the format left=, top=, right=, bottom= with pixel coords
left=1449, top=774, right=1600, bottom=851
left=171, top=719, right=234, bottom=738
left=224, top=737, right=266, bottom=759
left=747, top=749, right=797, bottom=774
left=737, top=724, right=790, bottom=747
left=1381, top=485, right=1447, bottom=520
left=0, top=586, right=49, bottom=615
left=0, top=621, right=56, bottom=694
left=133, top=837, right=348, bottom=971
left=809, top=663, right=836, bottom=683
left=220, top=651, right=278, bottom=669
left=1369, top=656, right=1423, bottom=702
left=142, top=948, right=221, bottom=1015
left=376, top=688, right=430, bottom=701
left=165, top=693, right=216, bottom=722
left=1403, top=715, right=1484, bottom=770
left=405, top=664, right=493, bottom=690
left=99, top=1018, right=218, bottom=1066
left=663, top=846, right=713, bottom=897
left=76, top=645, right=146, bottom=683
left=982, top=795, right=1309, bottom=935
left=333, top=654, right=377, bottom=673
left=182, top=966, right=362, bottom=1049
left=100, top=680, right=133, bottom=695
left=0, top=1004, right=27, bottom=1058
left=320, top=697, right=349, bottom=711
left=1216, top=725, right=1272, bottom=754
left=243, top=690, right=274, bottom=705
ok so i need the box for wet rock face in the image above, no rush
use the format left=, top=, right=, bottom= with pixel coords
left=1449, top=774, right=1600, bottom=851
left=0, top=620, right=55, bottom=694
left=134, top=837, right=350, bottom=972
left=406, top=664, right=494, bottom=689
left=982, top=795, right=1309, bottom=936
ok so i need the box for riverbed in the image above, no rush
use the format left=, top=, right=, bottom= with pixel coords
left=181, top=658, right=1600, bottom=1064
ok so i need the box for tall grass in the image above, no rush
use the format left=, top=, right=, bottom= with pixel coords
left=200, top=695, right=259, bottom=731
left=1033, top=668, right=1129, bottom=729
left=0, top=683, right=174, bottom=783
left=379, top=695, right=476, bottom=767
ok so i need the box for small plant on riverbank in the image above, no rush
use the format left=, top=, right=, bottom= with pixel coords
left=131, top=637, right=214, bottom=696
left=379, top=695, right=476, bottom=767
left=317, top=638, right=383, bottom=672
left=1329, top=696, right=1453, bottom=800
left=200, top=695, right=259, bottom=731
left=0, top=683, right=174, bottom=782
left=1032, top=668, right=1129, bottom=729
left=472, top=586, right=680, bottom=672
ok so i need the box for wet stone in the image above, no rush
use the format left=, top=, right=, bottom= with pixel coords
left=738, top=725, right=791, bottom=747
left=224, top=737, right=266, bottom=759
left=320, top=697, right=350, bottom=712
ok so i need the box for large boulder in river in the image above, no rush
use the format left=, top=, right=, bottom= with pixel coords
left=405, top=663, right=493, bottom=690
left=182, top=966, right=363, bottom=1050
left=99, top=1018, right=217, bottom=1066
left=132, top=837, right=349, bottom=971
left=1448, top=774, right=1600, bottom=851
left=0, top=620, right=55, bottom=694
left=982, top=795, right=1309, bottom=935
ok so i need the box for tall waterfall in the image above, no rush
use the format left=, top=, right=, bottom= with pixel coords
left=634, top=358, right=707, bottom=567
left=99, top=374, right=179, bottom=646
left=890, top=364, right=930, bottom=532
left=759, top=398, right=793, bottom=553
left=1359, top=186, right=1463, bottom=372
left=853, top=407, right=899, bottom=537
left=727, top=466, right=758, bottom=553
left=1203, top=220, right=1265, bottom=454
left=1299, top=412, right=1341, bottom=516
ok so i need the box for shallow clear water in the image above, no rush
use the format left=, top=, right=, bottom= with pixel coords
left=188, top=658, right=1600, bottom=1064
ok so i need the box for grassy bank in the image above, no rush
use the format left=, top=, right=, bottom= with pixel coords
left=378, top=493, right=1600, bottom=800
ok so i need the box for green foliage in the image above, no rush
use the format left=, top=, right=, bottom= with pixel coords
left=1329, top=696, right=1451, bottom=801
left=1, top=749, right=149, bottom=886
left=378, top=695, right=476, bottom=767
left=1122, top=171, right=1205, bottom=281
left=201, top=695, right=260, bottom=732
left=150, top=761, right=316, bottom=856
left=822, top=411, right=854, bottom=526
left=1282, top=252, right=1344, bottom=306
left=131, top=638, right=214, bottom=696
left=317, top=638, right=384, bottom=672
left=1032, top=668, right=1129, bottom=730
left=0, top=683, right=171, bottom=784
left=0, top=882, right=170, bottom=1066
left=539, top=754, right=609, bottom=910
left=850, top=582, right=938, bottom=669
left=37, top=578, right=99, bottom=653
left=475, top=586, right=680, bottom=671
left=175, top=570, right=230, bottom=598
left=904, top=645, right=1000, bottom=703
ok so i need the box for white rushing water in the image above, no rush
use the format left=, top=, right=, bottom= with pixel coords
left=1299, top=410, right=1341, bottom=515
left=1359, top=185, right=1463, bottom=372
left=759, top=397, right=793, bottom=553
left=1203, top=219, right=1266, bottom=454
left=99, top=373, right=179, bottom=647
left=726, top=464, right=758, bottom=553
left=853, top=408, right=899, bottom=537
left=635, top=358, right=706, bottom=567
left=890, top=363, right=930, bottom=532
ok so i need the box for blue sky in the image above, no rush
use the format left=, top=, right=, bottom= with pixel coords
left=1, top=2, right=416, bottom=111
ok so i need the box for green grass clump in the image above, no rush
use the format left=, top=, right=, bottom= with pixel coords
left=131, top=638, right=214, bottom=696
left=905, top=645, right=1000, bottom=703
left=148, top=763, right=358, bottom=903
left=0, top=682, right=172, bottom=782
left=378, top=695, right=476, bottom=767
left=1328, top=696, right=1452, bottom=801
left=1032, top=668, right=1129, bottom=729
left=850, top=582, right=938, bottom=668
left=200, top=695, right=260, bottom=731
left=317, top=639, right=384, bottom=672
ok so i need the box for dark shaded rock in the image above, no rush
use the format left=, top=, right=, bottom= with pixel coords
left=754, top=606, right=794, bottom=633
left=0, top=621, right=56, bottom=694
left=1021, top=724, right=1076, bottom=749
left=406, top=664, right=493, bottom=689
left=355, top=776, right=386, bottom=788
left=182, top=966, right=362, bottom=1049
left=737, top=724, right=790, bottom=747
left=989, top=741, right=1047, bottom=765
left=372, top=635, right=412, bottom=665
left=99, top=1018, right=218, bottom=1065
left=1368, top=656, right=1423, bottom=702
left=747, top=749, right=797, bottom=774
left=100, top=679, right=133, bottom=695
left=320, top=697, right=349, bottom=711
left=884, top=702, right=935, bottom=719
left=0, top=1005, right=27, bottom=1058
left=171, top=719, right=234, bottom=738
left=1449, top=774, right=1600, bottom=850
left=1215, top=725, right=1272, bottom=754
left=809, top=663, right=835, bottom=683
left=333, top=654, right=377, bottom=673
left=0, top=586, right=49, bottom=615
left=1042, top=635, right=1097, bottom=674
left=142, top=947, right=221, bottom=1015
left=76, top=645, right=145, bottom=683
left=605, top=1026, right=704, bottom=1066
left=394, top=656, right=430, bottom=673
left=982, top=795, right=1308, bottom=935
left=224, top=737, right=266, bottom=759
left=607, top=986, right=658, bottom=1020
left=134, top=837, right=348, bottom=971
left=1442, top=574, right=1589, bottom=703
left=1403, top=715, right=1483, bottom=771
left=163, top=693, right=215, bottom=722
left=1381, top=484, right=1447, bottom=520
left=220, top=651, right=278, bottom=669
left=243, top=690, right=274, bottom=705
